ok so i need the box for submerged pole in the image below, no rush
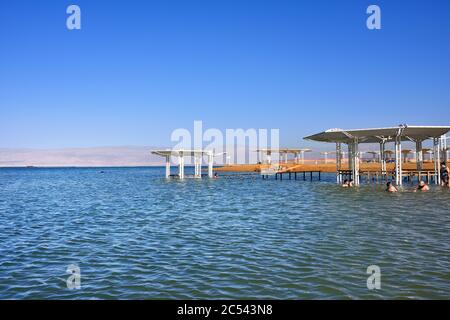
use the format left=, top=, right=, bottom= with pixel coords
left=208, top=153, right=213, bottom=178
left=195, top=154, right=202, bottom=178
left=179, top=152, right=185, bottom=179
left=415, top=140, right=423, bottom=171
left=165, top=155, right=171, bottom=178
left=440, top=135, right=447, bottom=163
left=354, top=139, right=360, bottom=186
left=336, top=142, right=342, bottom=184
left=434, top=138, right=441, bottom=185
left=395, top=137, right=402, bottom=186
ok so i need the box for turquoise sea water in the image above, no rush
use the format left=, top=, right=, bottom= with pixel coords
left=0, top=167, right=449, bottom=299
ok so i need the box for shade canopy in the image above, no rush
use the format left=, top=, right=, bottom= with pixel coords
left=151, top=149, right=214, bottom=157
left=304, top=125, right=450, bottom=144
left=255, top=148, right=311, bottom=153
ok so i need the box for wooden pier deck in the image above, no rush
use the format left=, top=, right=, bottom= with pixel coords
left=338, top=169, right=439, bottom=184
left=262, top=170, right=321, bottom=181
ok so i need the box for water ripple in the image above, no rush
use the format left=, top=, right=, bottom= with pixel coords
left=0, top=167, right=449, bottom=299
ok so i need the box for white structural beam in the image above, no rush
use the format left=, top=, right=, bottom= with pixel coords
left=415, top=140, right=423, bottom=171
left=283, top=152, right=288, bottom=164
left=194, top=154, right=201, bottom=178
left=266, top=151, right=272, bottom=165
left=379, top=139, right=386, bottom=173
left=434, top=138, right=441, bottom=185
left=336, top=143, right=342, bottom=184
left=347, top=141, right=360, bottom=185
left=165, top=155, right=171, bottom=178
left=178, top=152, right=185, bottom=179
left=394, top=137, right=402, bottom=185
left=348, top=143, right=354, bottom=174
left=353, top=139, right=360, bottom=185
left=208, top=153, right=214, bottom=178
left=441, top=134, right=447, bottom=163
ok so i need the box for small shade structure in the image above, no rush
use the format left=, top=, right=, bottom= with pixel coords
left=384, top=150, right=394, bottom=161
left=367, top=151, right=380, bottom=162
left=255, top=148, right=312, bottom=164
left=304, top=125, right=450, bottom=186
left=151, top=149, right=220, bottom=179
left=320, top=151, right=335, bottom=164
left=422, top=148, right=432, bottom=161
left=401, top=149, right=412, bottom=163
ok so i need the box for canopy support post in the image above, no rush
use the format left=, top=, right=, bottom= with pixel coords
left=267, top=151, right=272, bottom=165
left=348, top=140, right=359, bottom=185
left=441, top=134, right=447, bottom=163
left=194, top=154, right=202, bottom=178
left=395, top=137, right=402, bottom=186
left=165, top=155, right=171, bottom=178
left=178, top=152, right=184, bottom=179
left=415, top=140, right=423, bottom=171
left=379, top=139, right=386, bottom=173
left=336, top=142, right=342, bottom=184
left=434, top=138, right=441, bottom=185
left=348, top=143, right=353, bottom=173
left=208, top=153, right=214, bottom=178
left=354, top=139, right=360, bottom=186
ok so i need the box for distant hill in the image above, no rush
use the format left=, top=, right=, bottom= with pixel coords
left=0, top=146, right=165, bottom=167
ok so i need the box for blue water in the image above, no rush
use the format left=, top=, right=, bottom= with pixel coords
left=0, top=167, right=449, bottom=299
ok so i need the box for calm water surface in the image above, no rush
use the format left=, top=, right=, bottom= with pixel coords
left=0, top=167, right=449, bottom=299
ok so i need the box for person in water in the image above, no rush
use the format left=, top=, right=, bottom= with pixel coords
left=348, top=179, right=354, bottom=187
left=386, top=181, right=398, bottom=192
left=415, top=180, right=430, bottom=192
left=342, top=179, right=349, bottom=187
left=440, top=162, right=449, bottom=187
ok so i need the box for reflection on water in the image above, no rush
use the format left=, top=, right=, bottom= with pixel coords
left=0, top=167, right=449, bottom=299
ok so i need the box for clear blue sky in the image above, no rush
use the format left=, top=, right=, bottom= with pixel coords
left=1, top=0, right=450, bottom=149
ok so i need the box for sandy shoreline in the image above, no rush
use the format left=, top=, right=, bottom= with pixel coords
left=215, top=161, right=447, bottom=173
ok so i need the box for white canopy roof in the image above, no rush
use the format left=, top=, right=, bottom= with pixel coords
left=255, top=148, right=312, bottom=153
left=151, top=149, right=215, bottom=157
left=304, top=125, right=450, bottom=144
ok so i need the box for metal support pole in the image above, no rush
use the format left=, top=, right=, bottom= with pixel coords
left=441, top=135, right=447, bottom=163
left=179, top=152, right=185, bottom=179
left=415, top=140, right=423, bottom=171
left=208, top=153, right=214, bottom=178
left=348, top=143, right=354, bottom=175
left=194, top=156, right=198, bottom=177
left=434, top=138, right=441, bottom=185
left=336, top=142, right=342, bottom=184
left=165, top=155, right=170, bottom=178
left=194, top=155, right=202, bottom=178
left=379, top=140, right=386, bottom=173
left=395, top=137, right=402, bottom=185
left=354, top=139, right=360, bottom=186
